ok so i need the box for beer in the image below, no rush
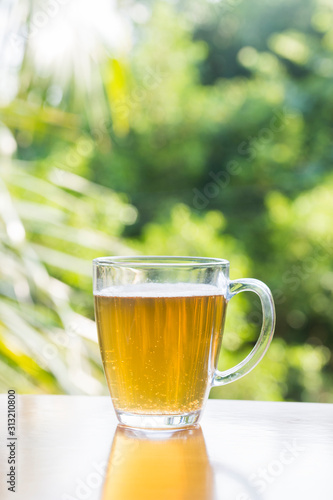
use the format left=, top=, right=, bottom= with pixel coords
left=94, top=283, right=226, bottom=415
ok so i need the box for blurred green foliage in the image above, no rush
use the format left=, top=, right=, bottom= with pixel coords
left=0, top=0, right=332, bottom=401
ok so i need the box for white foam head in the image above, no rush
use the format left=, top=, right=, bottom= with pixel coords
left=95, top=282, right=224, bottom=298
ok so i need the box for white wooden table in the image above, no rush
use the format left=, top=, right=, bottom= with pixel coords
left=1, top=396, right=332, bottom=500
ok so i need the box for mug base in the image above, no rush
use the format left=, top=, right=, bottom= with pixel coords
left=115, top=409, right=201, bottom=430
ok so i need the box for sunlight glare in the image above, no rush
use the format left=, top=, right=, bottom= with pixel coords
left=30, top=0, right=131, bottom=82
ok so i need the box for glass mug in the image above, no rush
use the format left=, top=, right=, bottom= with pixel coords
left=93, top=256, right=275, bottom=429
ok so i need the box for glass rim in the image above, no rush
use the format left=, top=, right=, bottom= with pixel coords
left=93, top=255, right=230, bottom=268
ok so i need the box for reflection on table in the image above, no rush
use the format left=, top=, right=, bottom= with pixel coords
left=101, top=425, right=215, bottom=500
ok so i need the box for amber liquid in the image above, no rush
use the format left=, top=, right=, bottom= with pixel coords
left=94, top=283, right=226, bottom=415
left=102, top=426, right=214, bottom=500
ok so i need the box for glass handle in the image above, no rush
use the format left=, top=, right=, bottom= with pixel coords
left=212, top=278, right=276, bottom=386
